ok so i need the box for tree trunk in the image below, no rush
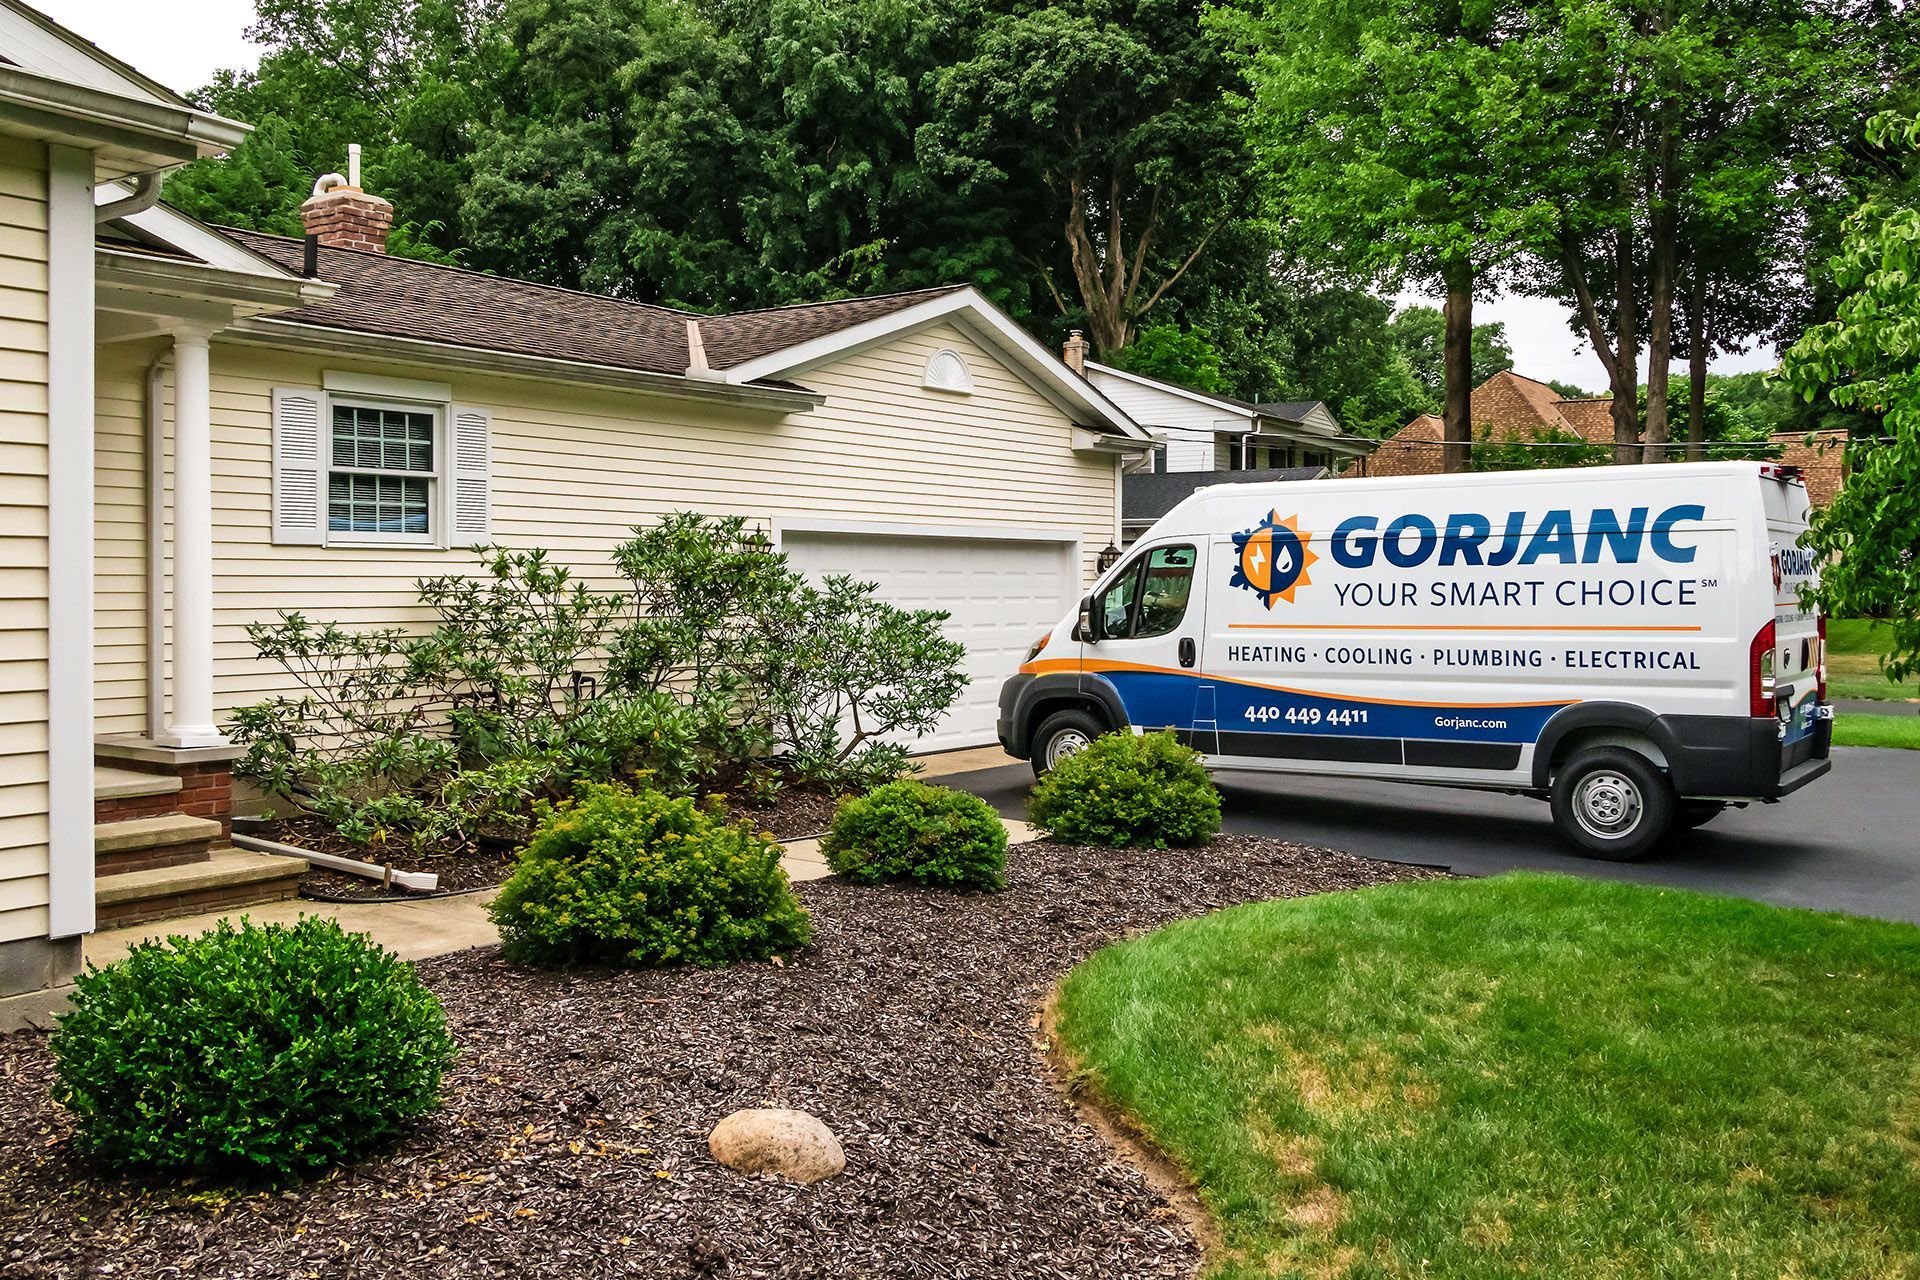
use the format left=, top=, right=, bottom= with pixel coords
left=1609, top=224, right=1641, bottom=466
left=1441, top=258, right=1474, bottom=473
left=1687, top=273, right=1708, bottom=462
left=1643, top=115, right=1679, bottom=459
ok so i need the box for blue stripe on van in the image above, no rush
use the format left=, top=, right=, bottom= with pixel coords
left=1090, top=668, right=1571, bottom=746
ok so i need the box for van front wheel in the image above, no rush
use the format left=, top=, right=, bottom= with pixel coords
left=1549, top=747, right=1674, bottom=861
left=1031, top=709, right=1104, bottom=780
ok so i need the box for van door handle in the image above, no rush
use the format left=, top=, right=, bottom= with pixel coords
left=1179, top=637, right=1197, bottom=668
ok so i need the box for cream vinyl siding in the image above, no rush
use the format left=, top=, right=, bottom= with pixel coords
left=100, top=320, right=1116, bottom=724
left=0, top=137, right=50, bottom=944
left=94, top=339, right=162, bottom=734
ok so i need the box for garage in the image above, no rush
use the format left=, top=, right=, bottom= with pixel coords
left=779, top=523, right=1082, bottom=753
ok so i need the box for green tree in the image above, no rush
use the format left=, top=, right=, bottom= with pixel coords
left=1218, top=0, right=1544, bottom=470
left=1388, top=305, right=1515, bottom=404
left=922, top=1, right=1251, bottom=354
left=463, top=0, right=967, bottom=307
left=1470, top=425, right=1610, bottom=471
left=164, top=0, right=500, bottom=263
left=1512, top=0, right=1901, bottom=461
left=1782, top=112, right=1920, bottom=680
left=1102, top=324, right=1229, bottom=394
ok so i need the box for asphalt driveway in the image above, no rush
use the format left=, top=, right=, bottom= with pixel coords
left=951, top=746, right=1920, bottom=925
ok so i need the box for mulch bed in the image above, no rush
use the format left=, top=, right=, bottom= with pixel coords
left=721, top=785, right=843, bottom=841
left=268, top=788, right=844, bottom=902
left=0, top=836, right=1437, bottom=1279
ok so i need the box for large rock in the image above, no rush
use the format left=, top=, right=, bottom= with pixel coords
left=707, top=1108, right=845, bottom=1183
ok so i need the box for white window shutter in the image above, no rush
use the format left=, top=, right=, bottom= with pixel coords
left=449, top=404, right=491, bottom=543
left=271, top=388, right=326, bottom=545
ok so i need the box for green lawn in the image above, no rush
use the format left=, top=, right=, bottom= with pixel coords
left=1056, top=873, right=1920, bottom=1280
left=1832, top=714, right=1920, bottom=749
left=1825, top=618, right=1914, bottom=703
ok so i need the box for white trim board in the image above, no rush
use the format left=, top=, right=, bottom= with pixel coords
left=1085, top=360, right=1257, bottom=423
left=723, top=288, right=1147, bottom=441
left=45, top=144, right=96, bottom=938
left=771, top=516, right=1085, bottom=547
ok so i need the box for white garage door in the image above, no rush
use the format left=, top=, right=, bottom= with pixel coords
left=781, top=526, right=1080, bottom=753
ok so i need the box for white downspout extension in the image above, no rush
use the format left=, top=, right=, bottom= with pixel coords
left=144, top=351, right=171, bottom=738
left=45, top=145, right=96, bottom=938
left=154, top=328, right=224, bottom=748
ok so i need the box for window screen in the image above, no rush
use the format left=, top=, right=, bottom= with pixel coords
left=328, top=403, right=435, bottom=535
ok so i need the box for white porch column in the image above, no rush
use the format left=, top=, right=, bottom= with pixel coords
left=157, top=327, right=224, bottom=748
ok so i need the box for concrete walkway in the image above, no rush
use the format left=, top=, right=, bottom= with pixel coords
left=83, top=811, right=1045, bottom=970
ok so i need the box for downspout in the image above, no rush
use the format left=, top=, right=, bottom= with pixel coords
left=145, top=347, right=172, bottom=738
left=94, top=171, right=163, bottom=224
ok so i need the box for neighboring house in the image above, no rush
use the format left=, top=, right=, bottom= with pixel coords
left=1769, top=429, right=1849, bottom=507
left=1366, top=371, right=1615, bottom=477
left=0, top=3, right=1151, bottom=1011
left=1369, top=370, right=1850, bottom=504
left=1066, top=340, right=1376, bottom=543
left=1078, top=349, right=1369, bottom=473
left=1122, top=466, right=1328, bottom=544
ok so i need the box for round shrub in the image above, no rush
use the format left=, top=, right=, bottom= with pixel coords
left=51, top=916, right=454, bottom=1180
left=1027, top=730, right=1221, bottom=848
left=821, top=779, right=1010, bottom=890
left=489, top=783, right=812, bottom=967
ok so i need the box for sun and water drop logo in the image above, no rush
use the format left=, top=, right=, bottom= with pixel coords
left=1230, top=510, right=1317, bottom=608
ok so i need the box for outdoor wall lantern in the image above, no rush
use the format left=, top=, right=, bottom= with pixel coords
left=1097, top=542, right=1122, bottom=573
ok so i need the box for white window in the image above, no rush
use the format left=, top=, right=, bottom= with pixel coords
left=272, top=381, right=491, bottom=548
left=327, top=398, right=441, bottom=544
left=923, top=348, right=973, bottom=393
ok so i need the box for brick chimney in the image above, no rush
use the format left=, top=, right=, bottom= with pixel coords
left=300, top=144, right=392, bottom=253
left=1062, top=329, right=1090, bottom=375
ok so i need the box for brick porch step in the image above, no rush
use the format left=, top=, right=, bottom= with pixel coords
left=95, top=812, right=221, bottom=875
left=93, top=764, right=183, bottom=824
left=95, top=848, right=310, bottom=929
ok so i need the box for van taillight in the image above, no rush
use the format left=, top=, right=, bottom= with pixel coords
left=1816, top=614, right=1827, bottom=701
left=1750, top=619, right=1776, bottom=717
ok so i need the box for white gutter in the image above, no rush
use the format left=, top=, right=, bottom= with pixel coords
left=224, top=316, right=825, bottom=414
left=0, top=66, right=249, bottom=160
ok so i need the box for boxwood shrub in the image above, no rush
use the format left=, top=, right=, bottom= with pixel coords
left=1027, top=730, right=1221, bottom=848
left=821, top=779, right=1009, bottom=890
left=489, top=783, right=812, bottom=967
left=51, top=917, right=455, bottom=1181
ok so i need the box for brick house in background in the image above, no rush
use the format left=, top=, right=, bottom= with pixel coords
left=1364, top=371, right=1613, bottom=478
left=1362, top=370, right=1849, bottom=505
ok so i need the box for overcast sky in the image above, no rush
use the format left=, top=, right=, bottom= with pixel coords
left=43, top=0, right=1777, bottom=391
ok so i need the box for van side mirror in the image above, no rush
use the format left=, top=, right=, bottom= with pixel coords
left=1075, top=594, right=1102, bottom=643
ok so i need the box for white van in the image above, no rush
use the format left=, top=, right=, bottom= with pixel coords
left=998, top=462, right=1832, bottom=859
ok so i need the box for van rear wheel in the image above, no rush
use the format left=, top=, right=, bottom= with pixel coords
left=1549, top=747, right=1674, bottom=861
left=1031, top=709, right=1104, bottom=780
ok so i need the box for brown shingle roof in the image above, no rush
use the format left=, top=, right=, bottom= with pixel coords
left=218, top=227, right=966, bottom=378
left=1550, top=398, right=1615, bottom=444
left=1362, top=373, right=1622, bottom=476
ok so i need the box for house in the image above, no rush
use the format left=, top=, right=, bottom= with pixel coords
left=0, top=2, right=1152, bottom=1012
left=1366, top=371, right=1615, bottom=477
left=1066, top=340, right=1376, bottom=543
left=1369, top=370, right=1850, bottom=502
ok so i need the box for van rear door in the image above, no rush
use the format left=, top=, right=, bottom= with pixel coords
left=1762, top=469, right=1821, bottom=748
